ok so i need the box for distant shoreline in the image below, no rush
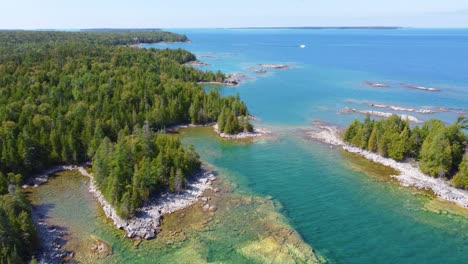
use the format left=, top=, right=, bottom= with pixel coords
left=224, top=26, right=403, bottom=30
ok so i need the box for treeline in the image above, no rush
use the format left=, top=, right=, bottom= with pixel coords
left=93, top=125, right=200, bottom=218
left=0, top=173, right=37, bottom=263
left=0, top=30, right=251, bottom=261
left=0, top=31, right=188, bottom=53
left=343, top=115, right=468, bottom=187
left=0, top=33, right=246, bottom=177
left=217, top=96, right=253, bottom=134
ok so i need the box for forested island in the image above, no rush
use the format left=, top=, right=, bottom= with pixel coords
left=0, top=30, right=253, bottom=263
left=342, top=115, right=468, bottom=187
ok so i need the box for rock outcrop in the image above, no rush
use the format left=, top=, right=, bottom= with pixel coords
left=79, top=167, right=216, bottom=239
left=339, top=107, right=423, bottom=123
left=258, top=64, right=289, bottom=69
left=213, top=124, right=270, bottom=139
left=26, top=164, right=216, bottom=240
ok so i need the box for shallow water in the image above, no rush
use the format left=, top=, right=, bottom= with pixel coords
left=28, top=28, right=468, bottom=263
left=180, top=127, right=468, bottom=264
left=28, top=167, right=320, bottom=263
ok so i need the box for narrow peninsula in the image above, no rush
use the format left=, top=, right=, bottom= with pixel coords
left=307, top=116, right=468, bottom=207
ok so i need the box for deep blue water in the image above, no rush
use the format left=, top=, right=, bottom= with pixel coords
left=145, top=28, right=468, bottom=263
left=149, top=28, right=468, bottom=126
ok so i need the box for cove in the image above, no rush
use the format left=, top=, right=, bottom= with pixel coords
left=27, top=156, right=322, bottom=263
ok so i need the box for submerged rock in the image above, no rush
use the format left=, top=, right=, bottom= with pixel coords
left=365, top=81, right=390, bottom=88
left=258, top=64, right=289, bottom=69
left=401, top=83, right=441, bottom=92
left=339, top=107, right=423, bottom=123
left=208, top=205, right=217, bottom=212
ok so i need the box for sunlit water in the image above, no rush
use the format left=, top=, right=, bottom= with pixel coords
left=29, top=29, right=468, bottom=263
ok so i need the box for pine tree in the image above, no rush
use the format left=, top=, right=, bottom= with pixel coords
left=453, top=154, right=468, bottom=188
left=367, top=125, right=378, bottom=152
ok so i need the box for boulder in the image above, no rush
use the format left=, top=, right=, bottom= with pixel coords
left=208, top=205, right=217, bottom=212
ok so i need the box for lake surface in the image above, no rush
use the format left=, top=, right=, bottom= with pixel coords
left=149, top=28, right=468, bottom=263
left=30, top=28, right=468, bottom=263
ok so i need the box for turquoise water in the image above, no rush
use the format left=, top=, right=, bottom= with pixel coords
left=146, top=28, right=468, bottom=263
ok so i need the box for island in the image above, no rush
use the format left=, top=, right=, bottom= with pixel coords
left=0, top=30, right=257, bottom=263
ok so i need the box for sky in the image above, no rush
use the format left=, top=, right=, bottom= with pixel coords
left=1, top=0, right=468, bottom=29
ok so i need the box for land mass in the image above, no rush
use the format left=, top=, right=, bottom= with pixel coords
left=0, top=30, right=254, bottom=262
left=229, top=26, right=403, bottom=30
left=306, top=115, right=468, bottom=208
left=25, top=164, right=216, bottom=240
left=306, top=123, right=468, bottom=208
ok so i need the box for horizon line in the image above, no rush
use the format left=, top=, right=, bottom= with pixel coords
left=2, top=26, right=468, bottom=31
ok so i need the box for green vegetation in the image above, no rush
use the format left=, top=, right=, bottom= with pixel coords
left=0, top=30, right=188, bottom=49
left=93, top=126, right=201, bottom=218
left=216, top=95, right=253, bottom=134
left=343, top=115, right=467, bottom=185
left=0, top=173, right=37, bottom=263
left=0, top=31, right=249, bottom=176
left=453, top=155, right=468, bottom=188
left=0, top=30, right=252, bottom=260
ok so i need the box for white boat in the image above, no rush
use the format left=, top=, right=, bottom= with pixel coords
left=300, top=44, right=306, bottom=48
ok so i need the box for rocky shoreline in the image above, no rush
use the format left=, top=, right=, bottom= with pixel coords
left=165, top=122, right=216, bottom=133
left=184, top=60, right=210, bottom=67
left=26, top=164, right=216, bottom=241
left=305, top=123, right=468, bottom=208
left=23, top=164, right=86, bottom=188
left=197, top=72, right=248, bottom=87
left=165, top=121, right=269, bottom=140
left=213, top=124, right=270, bottom=139
left=79, top=166, right=216, bottom=239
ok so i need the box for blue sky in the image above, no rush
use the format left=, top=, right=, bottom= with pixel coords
left=1, top=0, right=468, bottom=29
